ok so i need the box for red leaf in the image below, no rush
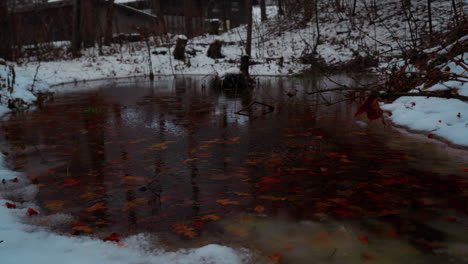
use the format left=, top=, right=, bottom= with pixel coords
left=388, top=112, right=393, bottom=116
left=362, top=254, right=374, bottom=260
left=268, top=253, right=282, bottom=262
left=63, top=178, right=81, bottom=187
left=443, top=217, right=456, bottom=222
left=387, top=232, right=402, bottom=237
left=260, top=177, right=281, bottom=183
left=103, top=233, right=121, bottom=242
left=334, top=209, right=352, bottom=216
left=27, top=208, right=38, bottom=216
left=71, top=222, right=86, bottom=228
left=326, top=153, right=342, bottom=158
left=193, top=221, right=204, bottom=227
left=359, top=236, right=369, bottom=243
left=354, top=95, right=383, bottom=120
left=46, top=170, right=56, bottom=175
left=427, top=134, right=434, bottom=139
left=463, top=169, right=468, bottom=172
left=457, top=112, right=461, bottom=118
left=1, top=152, right=8, bottom=156
left=5, top=202, right=16, bottom=209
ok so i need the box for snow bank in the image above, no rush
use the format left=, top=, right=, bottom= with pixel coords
left=381, top=38, right=468, bottom=147
left=0, top=62, right=51, bottom=116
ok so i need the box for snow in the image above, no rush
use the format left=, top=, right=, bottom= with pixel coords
left=381, top=38, right=468, bottom=147
left=0, top=62, right=52, bottom=116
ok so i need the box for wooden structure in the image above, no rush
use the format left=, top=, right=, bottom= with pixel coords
left=9, top=0, right=159, bottom=46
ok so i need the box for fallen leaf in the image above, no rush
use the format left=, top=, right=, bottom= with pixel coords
left=254, top=205, right=265, bottom=213
left=172, top=224, right=196, bottom=238
left=193, top=221, right=204, bottom=227
left=27, top=208, right=38, bottom=216
left=12, top=178, right=18, bottom=183
left=354, top=95, right=383, bottom=120
left=5, top=202, right=16, bottom=209
left=201, top=214, right=221, bottom=221
left=103, top=233, right=121, bottom=242
left=45, top=200, right=65, bottom=211
left=216, top=199, right=239, bottom=205
left=63, top=178, right=81, bottom=187
left=268, top=253, right=282, bottom=262
left=387, top=232, right=402, bottom=237
left=359, top=236, right=369, bottom=243
left=362, top=253, right=373, bottom=260
left=122, top=198, right=146, bottom=211
left=85, top=202, right=106, bottom=212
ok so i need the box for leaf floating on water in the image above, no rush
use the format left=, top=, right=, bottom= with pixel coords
left=216, top=199, right=240, bottom=205
left=254, top=205, right=265, bottom=213
left=201, top=214, right=221, bottom=221
left=122, top=198, right=146, bottom=211
left=172, top=224, right=197, bottom=238
left=27, top=208, right=38, bottom=216
left=193, top=221, right=204, bottom=227
left=85, top=202, right=106, bottom=212
left=386, top=232, right=402, bottom=237
left=45, top=200, right=65, bottom=211
left=268, top=253, right=282, bottom=262
left=63, top=178, right=81, bottom=187
left=71, top=222, right=93, bottom=233
left=358, top=236, right=369, bottom=243
left=362, top=253, right=374, bottom=260
left=103, top=233, right=121, bottom=242
left=5, top=202, right=16, bottom=209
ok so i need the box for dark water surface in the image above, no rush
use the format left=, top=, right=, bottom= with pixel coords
left=2, top=75, right=468, bottom=263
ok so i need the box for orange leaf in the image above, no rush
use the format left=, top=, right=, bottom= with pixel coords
left=85, top=202, right=106, bottom=212
left=254, top=205, right=265, bottom=213
left=216, top=199, right=240, bottom=205
left=354, top=95, right=383, bottom=120
left=27, top=208, right=38, bottom=216
left=201, top=214, right=221, bottom=221
left=72, top=225, right=93, bottom=233
left=172, top=224, right=197, bottom=238
left=45, top=200, right=65, bottom=211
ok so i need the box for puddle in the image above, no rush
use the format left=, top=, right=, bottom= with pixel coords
left=1, top=75, right=467, bottom=263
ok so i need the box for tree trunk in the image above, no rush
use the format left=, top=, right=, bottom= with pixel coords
left=304, top=0, right=314, bottom=21
left=260, top=0, right=267, bottom=21
left=242, top=0, right=253, bottom=76
left=71, top=0, right=82, bottom=56
left=81, top=0, right=99, bottom=48
left=173, top=36, right=188, bottom=61
left=0, top=1, right=12, bottom=60
left=427, top=0, right=433, bottom=42
left=184, top=0, right=193, bottom=37
left=277, top=0, right=284, bottom=15
left=104, top=0, right=115, bottom=45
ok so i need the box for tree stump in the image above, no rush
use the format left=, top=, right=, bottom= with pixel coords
left=208, top=19, right=220, bottom=35
left=207, top=39, right=224, bottom=59
left=173, top=35, right=188, bottom=61
left=240, top=55, right=250, bottom=76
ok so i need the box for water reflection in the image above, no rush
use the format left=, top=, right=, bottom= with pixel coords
left=1, top=75, right=467, bottom=263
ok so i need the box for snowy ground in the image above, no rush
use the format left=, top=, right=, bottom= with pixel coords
left=380, top=37, right=468, bottom=147
left=0, top=1, right=467, bottom=263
